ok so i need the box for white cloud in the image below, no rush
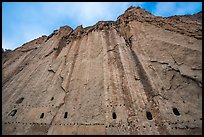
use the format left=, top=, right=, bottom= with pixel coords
left=153, top=2, right=177, bottom=17
left=175, top=2, right=202, bottom=15
left=2, top=2, right=153, bottom=50
left=21, top=24, right=48, bottom=42
left=3, top=2, right=201, bottom=50
left=40, top=2, right=133, bottom=27
left=2, top=22, right=49, bottom=50
left=74, top=2, right=144, bottom=27
left=3, top=2, right=135, bottom=50
left=153, top=2, right=202, bottom=17
left=2, top=39, right=15, bottom=50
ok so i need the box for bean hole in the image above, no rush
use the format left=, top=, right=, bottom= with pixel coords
left=16, top=97, right=24, bottom=104
left=146, top=111, right=153, bottom=120
left=40, top=113, right=44, bottom=119
left=9, top=109, right=17, bottom=116
left=112, top=112, right=117, bottom=119
left=64, top=112, right=68, bottom=119
left=172, top=107, right=180, bottom=116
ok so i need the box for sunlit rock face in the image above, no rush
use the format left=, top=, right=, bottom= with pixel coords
left=2, top=6, right=202, bottom=135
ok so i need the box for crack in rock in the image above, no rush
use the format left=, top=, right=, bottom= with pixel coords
left=107, top=44, right=119, bottom=52
left=45, top=50, right=54, bottom=57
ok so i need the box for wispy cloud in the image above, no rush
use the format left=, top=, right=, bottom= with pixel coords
left=40, top=2, right=134, bottom=27
left=3, top=2, right=134, bottom=50
left=2, top=2, right=202, bottom=50
left=153, top=2, right=202, bottom=17
left=2, top=39, right=15, bottom=50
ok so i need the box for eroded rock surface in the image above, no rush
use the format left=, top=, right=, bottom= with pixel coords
left=2, top=6, right=202, bottom=135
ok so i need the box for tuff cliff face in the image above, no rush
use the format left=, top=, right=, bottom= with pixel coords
left=2, top=6, right=202, bottom=135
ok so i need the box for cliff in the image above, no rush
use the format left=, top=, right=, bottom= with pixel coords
left=2, top=6, right=202, bottom=135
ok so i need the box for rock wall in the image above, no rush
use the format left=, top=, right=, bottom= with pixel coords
left=2, top=6, right=202, bottom=135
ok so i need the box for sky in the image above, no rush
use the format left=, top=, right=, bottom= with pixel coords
left=2, top=2, right=202, bottom=50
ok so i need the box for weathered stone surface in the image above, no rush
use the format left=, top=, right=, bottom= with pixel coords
left=2, top=6, right=202, bottom=135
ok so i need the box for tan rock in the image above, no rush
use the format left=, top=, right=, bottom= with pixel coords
left=2, top=6, right=202, bottom=135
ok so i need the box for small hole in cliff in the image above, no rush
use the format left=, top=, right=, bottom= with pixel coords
left=112, top=112, right=117, bottom=119
left=9, top=109, right=17, bottom=116
left=172, top=108, right=180, bottom=116
left=51, top=97, right=54, bottom=101
left=146, top=111, right=153, bottom=120
left=16, top=97, right=24, bottom=104
left=64, top=112, right=68, bottom=119
left=40, top=113, right=44, bottom=119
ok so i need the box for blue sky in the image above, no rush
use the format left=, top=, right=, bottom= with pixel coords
left=2, top=2, right=202, bottom=50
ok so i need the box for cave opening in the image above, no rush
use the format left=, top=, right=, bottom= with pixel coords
left=40, top=113, right=44, bottom=118
left=112, top=112, right=117, bottom=119
left=9, top=109, right=17, bottom=116
left=16, top=97, right=24, bottom=104
left=146, top=111, right=153, bottom=120
left=64, top=112, right=68, bottom=119
left=51, top=97, right=54, bottom=101
left=173, top=107, right=180, bottom=116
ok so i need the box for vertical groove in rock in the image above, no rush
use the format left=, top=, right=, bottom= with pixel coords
left=116, top=22, right=171, bottom=134
left=130, top=50, right=154, bottom=102
left=64, top=39, right=82, bottom=92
